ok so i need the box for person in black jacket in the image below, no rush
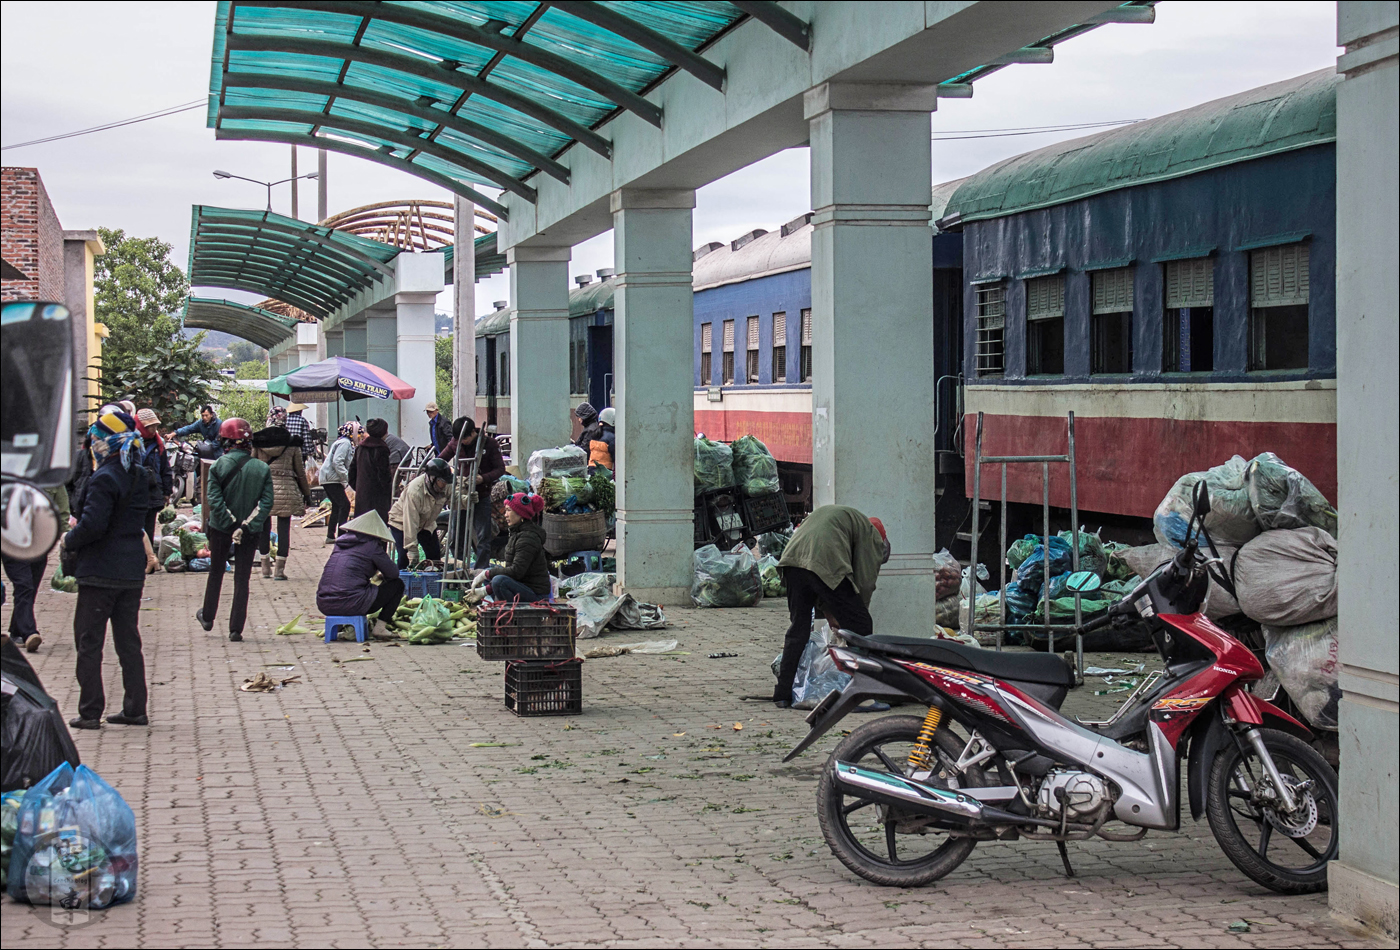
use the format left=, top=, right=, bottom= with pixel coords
left=135, top=408, right=173, bottom=544
left=487, top=493, right=551, bottom=602
left=59, top=408, right=152, bottom=730
left=349, top=417, right=393, bottom=524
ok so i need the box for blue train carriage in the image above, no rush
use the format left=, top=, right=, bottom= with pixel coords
left=935, top=68, right=1339, bottom=537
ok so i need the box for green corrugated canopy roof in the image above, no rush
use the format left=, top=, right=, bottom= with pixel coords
left=189, top=205, right=401, bottom=318
left=182, top=296, right=303, bottom=349
left=443, top=230, right=507, bottom=281
left=205, top=1, right=806, bottom=218
left=942, top=68, right=1338, bottom=226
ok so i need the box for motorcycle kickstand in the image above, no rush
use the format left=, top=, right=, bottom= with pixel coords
left=1056, top=840, right=1075, bottom=878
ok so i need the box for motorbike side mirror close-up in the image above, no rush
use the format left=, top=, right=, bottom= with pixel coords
left=0, top=480, right=62, bottom=562
left=1192, top=479, right=1212, bottom=519
left=1, top=300, right=75, bottom=488
left=1063, top=570, right=1102, bottom=595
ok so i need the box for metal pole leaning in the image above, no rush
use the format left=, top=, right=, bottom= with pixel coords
left=1068, top=412, right=1083, bottom=684
left=963, top=413, right=985, bottom=647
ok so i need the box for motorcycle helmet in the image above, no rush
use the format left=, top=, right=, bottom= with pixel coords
left=424, top=457, right=454, bottom=483
left=218, top=417, right=252, bottom=443
left=598, top=407, right=616, bottom=427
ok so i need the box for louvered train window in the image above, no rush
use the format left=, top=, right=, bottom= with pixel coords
left=700, top=322, right=712, bottom=386
left=772, top=312, right=787, bottom=382
left=746, top=316, right=760, bottom=383
left=1249, top=244, right=1309, bottom=371
left=799, top=309, right=812, bottom=382
left=1163, top=258, right=1214, bottom=372
left=1091, top=267, right=1133, bottom=375
left=722, top=319, right=735, bottom=384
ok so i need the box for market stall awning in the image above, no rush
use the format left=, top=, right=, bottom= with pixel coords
left=206, top=2, right=784, bottom=216
left=182, top=296, right=302, bottom=350
left=268, top=355, right=415, bottom=402
left=188, top=205, right=400, bottom=318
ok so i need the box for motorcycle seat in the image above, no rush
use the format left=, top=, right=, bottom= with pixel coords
left=856, top=634, right=1075, bottom=688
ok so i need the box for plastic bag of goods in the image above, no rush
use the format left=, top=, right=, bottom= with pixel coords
left=960, top=593, right=1004, bottom=639
left=526, top=445, right=588, bottom=491
left=1, top=657, right=82, bottom=793
left=7, top=763, right=138, bottom=909
left=1233, top=527, right=1337, bottom=626
left=1263, top=618, right=1340, bottom=731
left=178, top=529, right=209, bottom=559
left=157, top=505, right=178, bottom=525
left=540, top=475, right=593, bottom=512
left=49, top=568, right=78, bottom=593
left=758, top=555, right=786, bottom=598
left=1007, top=537, right=1036, bottom=572
left=1013, top=537, right=1072, bottom=594
left=693, top=436, right=735, bottom=495
left=1118, top=542, right=1241, bottom=620
left=406, top=595, right=459, bottom=644
left=757, top=526, right=793, bottom=559
left=730, top=434, right=781, bottom=497
left=1, top=790, right=24, bottom=888
left=1057, top=529, right=1107, bottom=578
left=1244, top=452, right=1338, bottom=536
left=786, top=621, right=852, bottom=710
left=933, top=549, right=961, bottom=600
left=691, top=543, right=762, bottom=608
left=1103, top=541, right=1138, bottom=582
left=1153, top=455, right=1258, bottom=548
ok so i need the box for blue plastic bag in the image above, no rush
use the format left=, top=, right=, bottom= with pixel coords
left=7, top=763, right=138, bottom=909
left=1013, top=536, right=1072, bottom=593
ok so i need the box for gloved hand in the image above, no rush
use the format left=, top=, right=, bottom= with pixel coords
left=231, top=527, right=244, bottom=546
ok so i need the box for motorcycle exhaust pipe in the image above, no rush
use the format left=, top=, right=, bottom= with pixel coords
left=832, top=761, right=984, bottom=819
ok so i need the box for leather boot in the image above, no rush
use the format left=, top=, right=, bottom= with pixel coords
left=274, top=557, right=288, bottom=581
left=261, top=554, right=273, bottom=578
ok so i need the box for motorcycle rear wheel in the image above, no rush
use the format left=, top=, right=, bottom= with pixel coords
left=1206, top=727, right=1338, bottom=894
left=817, top=715, right=986, bottom=887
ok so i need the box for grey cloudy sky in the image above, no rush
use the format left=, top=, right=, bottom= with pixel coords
left=1, top=1, right=1339, bottom=319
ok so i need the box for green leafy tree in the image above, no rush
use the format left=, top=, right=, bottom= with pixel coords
left=105, top=334, right=218, bottom=423
left=226, top=340, right=267, bottom=365
left=217, top=360, right=270, bottom=427
left=93, top=227, right=190, bottom=402
left=434, top=334, right=454, bottom=418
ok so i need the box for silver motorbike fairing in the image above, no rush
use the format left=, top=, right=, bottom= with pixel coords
left=997, top=688, right=1180, bottom=830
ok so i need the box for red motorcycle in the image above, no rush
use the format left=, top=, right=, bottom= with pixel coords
left=787, top=482, right=1338, bottom=893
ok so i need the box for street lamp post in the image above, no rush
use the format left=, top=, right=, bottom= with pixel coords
left=213, top=169, right=319, bottom=214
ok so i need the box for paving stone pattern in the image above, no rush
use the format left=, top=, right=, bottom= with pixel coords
left=0, top=524, right=1379, bottom=948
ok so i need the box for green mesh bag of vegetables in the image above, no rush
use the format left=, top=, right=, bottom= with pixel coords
left=731, top=435, right=780, bottom=497
left=694, top=436, right=735, bottom=495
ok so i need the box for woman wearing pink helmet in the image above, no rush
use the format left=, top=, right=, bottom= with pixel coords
left=486, top=493, right=550, bottom=602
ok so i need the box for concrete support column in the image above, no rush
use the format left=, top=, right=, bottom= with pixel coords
left=453, top=196, right=477, bottom=421
left=323, top=327, right=344, bottom=433
left=295, top=322, right=323, bottom=430
left=806, top=82, right=939, bottom=631
left=365, top=308, right=399, bottom=432
left=396, top=251, right=445, bottom=446
left=610, top=188, right=697, bottom=603
left=506, top=246, right=572, bottom=467
left=1330, top=2, right=1399, bottom=938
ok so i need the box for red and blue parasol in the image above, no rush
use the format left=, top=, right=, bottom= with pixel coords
left=266, top=356, right=415, bottom=403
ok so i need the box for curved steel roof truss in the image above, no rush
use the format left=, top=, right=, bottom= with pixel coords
left=183, top=296, right=301, bottom=350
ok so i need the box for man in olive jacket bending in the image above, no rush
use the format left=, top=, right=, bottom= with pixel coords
left=196, top=418, right=274, bottom=641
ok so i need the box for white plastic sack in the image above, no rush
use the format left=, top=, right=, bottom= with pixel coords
left=789, top=621, right=851, bottom=710
left=1244, top=452, right=1338, bottom=536
left=526, top=445, right=588, bottom=491
left=1153, top=455, right=1259, bottom=549
left=1263, top=618, right=1339, bottom=731
left=1119, top=542, right=1241, bottom=620
left=1233, top=527, right=1337, bottom=626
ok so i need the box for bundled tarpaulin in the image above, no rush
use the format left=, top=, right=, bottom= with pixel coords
left=1, top=639, right=80, bottom=793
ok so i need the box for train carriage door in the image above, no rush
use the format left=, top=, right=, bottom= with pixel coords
left=484, top=335, right=498, bottom=428
left=588, top=321, right=613, bottom=411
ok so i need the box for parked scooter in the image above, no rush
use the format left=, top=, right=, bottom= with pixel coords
left=787, top=482, right=1338, bottom=894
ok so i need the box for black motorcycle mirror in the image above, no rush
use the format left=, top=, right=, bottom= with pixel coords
left=1, top=301, right=75, bottom=488
left=1063, top=570, right=1102, bottom=595
left=1, top=481, right=62, bottom=561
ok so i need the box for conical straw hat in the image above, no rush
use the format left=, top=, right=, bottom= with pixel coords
left=339, top=510, right=393, bottom=543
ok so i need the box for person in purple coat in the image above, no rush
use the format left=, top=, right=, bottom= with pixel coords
left=315, top=510, right=404, bottom=634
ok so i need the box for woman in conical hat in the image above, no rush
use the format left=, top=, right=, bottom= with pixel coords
left=316, top=510, right=404, bottom=631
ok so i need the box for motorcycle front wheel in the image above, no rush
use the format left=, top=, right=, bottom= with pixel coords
left=816, top=715, right=986, bottom=888
left=1206, top=727, right=1338, bottom=894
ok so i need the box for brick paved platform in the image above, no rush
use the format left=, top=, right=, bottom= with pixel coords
left=0, top=523, right=1381, bottom=948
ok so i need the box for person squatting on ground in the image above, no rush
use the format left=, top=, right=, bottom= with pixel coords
left=388, top=458, right=451, bottom=569
left=316, top=511, right=404, bottom=636
left=486, top=493, right=551, bottom=603
left=437, top=416, right=505, bottom=568
left=59, top=408, right=153, bottom=729
left=253, top=407, right=312, bottom=581
left=773, top=506, right=890, bottom=708
left=195, top=418, right=274, bottom=641
left=3, top=484, right=69, bottom=653
left=319, top=421, right=360, bottom=543
left=350, top=417, right=393, bottom=525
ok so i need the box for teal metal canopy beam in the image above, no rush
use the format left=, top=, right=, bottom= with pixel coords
left=221, top=73, right=572, bottom=184
left=219, top=105, right=538, bottom=202
left=936, top=83, right=974, bottom=98
left=992, top=47, right=1055, bottom=65
left=224, top=32, right=613, bottom=159
left=214, top=128, right=511, bottom=218
left=548, top=1, right=727, bottom=92
left=729, top=1, right=810, bottom=50
left=187, top=272, right=332, bottom=318
left=196, top=213, right=396, bottom=277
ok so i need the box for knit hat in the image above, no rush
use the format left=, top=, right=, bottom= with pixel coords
left=504, top=492, right=546, bottom=520
left=339, top=510, right=393, bottom=543
left=574, top=402, right=597, bottom=421
left=136, top=407, right=161, bottom=426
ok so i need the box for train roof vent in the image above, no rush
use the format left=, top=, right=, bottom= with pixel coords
left=575, top=275, right=593, bottom=286
left=730, top=229, right=767, bottom=252
left=780, top=213, right=813, bottom=237
left=595, top=267, right=615, bottom=279
left=493, top=300, right=508, bottom=310
left=693, top=241, right=724, bottom=262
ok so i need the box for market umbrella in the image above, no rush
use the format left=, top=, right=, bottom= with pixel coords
left=266, top=356, right=416, bottom=403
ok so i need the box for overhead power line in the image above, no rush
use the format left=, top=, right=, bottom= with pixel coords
left=933, top=118, right=1142, bottom=141
left=2, top=99, right=206, bottom=151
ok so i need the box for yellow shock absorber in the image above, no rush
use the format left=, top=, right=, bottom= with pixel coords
left=906, top=705, right=943, bottom=771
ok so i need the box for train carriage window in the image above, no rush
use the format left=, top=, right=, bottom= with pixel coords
left=1026, top=276, right=1065, bottom=376
left=1163, top=258, right=1214, bottom=372
left=722, top=319, right=735, bottom=385
left=700, top=322, right=712, bottom=386
left=772, top=312, right=787, bottom=383
left=569, top=317, right=589, bottom=395
left=746, top=316, right=760, bottom=383
left=975, top=284, right=1005, bottom=377
left=1249, top=244, right=1310, bottom=371
left=800, top=309, right=812, bottom=382
left=500, top=347, right=510, bottom=396
left=1091, top=267, right=1134, bottom=375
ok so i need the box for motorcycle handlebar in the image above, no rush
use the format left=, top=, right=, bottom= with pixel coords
left=1081, top=613, right=1114, bottom=634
